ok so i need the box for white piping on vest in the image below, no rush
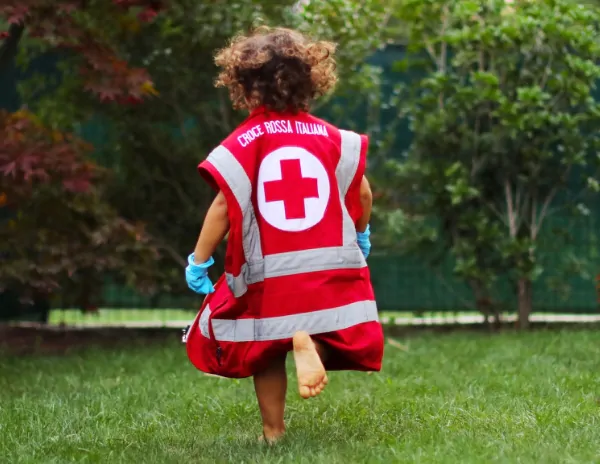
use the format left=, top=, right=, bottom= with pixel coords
left=206, top=130, right=366, bottom=298
left=200, top=300, right=378, bottom=342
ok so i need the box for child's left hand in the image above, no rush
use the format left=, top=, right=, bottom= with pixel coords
left=185, top=254, right=215, bottom=295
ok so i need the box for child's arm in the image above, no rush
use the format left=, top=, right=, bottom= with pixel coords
left=356, top=175, right=372, bottom=233
left=193, top=191, right=230, bottom=264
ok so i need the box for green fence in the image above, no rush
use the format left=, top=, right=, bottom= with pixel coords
left=2, top=46, right=599, bottom=315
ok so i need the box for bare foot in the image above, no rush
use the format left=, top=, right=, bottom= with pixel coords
left=293, top=331, right=328, bottom=399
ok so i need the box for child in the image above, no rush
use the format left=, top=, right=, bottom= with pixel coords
left=184, top=26, right=384, bottom=444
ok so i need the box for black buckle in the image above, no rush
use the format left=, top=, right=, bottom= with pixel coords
left=181, top=325, right=191, bottom=343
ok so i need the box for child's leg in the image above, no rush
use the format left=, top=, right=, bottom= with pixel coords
left=253, top=355, right=287, bottom=443
left=293, top=331, right=328, bottom=399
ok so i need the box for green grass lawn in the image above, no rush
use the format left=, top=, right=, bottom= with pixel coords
left=2, top=330, right=599, bottom=463
left=48, top=308, right=198, bottom=325
left=47, top=308, right=592, bottom=328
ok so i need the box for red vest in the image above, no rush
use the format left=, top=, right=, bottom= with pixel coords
left=185, top=108, right=383, bottom=378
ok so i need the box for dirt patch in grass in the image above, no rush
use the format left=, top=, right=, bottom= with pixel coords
left=0, top=325, right=183, bottom=356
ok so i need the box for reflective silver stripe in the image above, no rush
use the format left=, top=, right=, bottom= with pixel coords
left=262, top=246, right=364, bottom=278
left=225, top=246, right=365, bottom=296
left=226, top=259, right=266, bottom=297
left=225, top=271, right=249, bottom=298
left=338, top=130, right=362, bottom=196
left=199, top=304, right=211, bottom=337
left=338, top=130, right=363, bottom=246
left=200, top=300, right=378, bottom=342
left=206, top=146, right=263, bottom=266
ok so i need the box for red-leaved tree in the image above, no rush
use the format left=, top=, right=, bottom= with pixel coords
left=0, top=0, right=164, bottom=316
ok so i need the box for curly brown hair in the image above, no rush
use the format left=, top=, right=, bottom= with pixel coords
left=214, top=26, right=337, bottom=113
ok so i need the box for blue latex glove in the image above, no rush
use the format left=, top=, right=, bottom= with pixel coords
left=185, top=254, right=215, bottom=295
left=357, top=224, right=372, bottom=259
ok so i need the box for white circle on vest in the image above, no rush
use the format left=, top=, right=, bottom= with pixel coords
left=257, top=146, right=330, bottom=232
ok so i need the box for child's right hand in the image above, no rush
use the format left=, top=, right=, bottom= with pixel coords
left=185, top=254, right=215, bottom=295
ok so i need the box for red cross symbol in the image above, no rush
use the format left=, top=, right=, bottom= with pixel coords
left=263, top=159, right=319, bottom=220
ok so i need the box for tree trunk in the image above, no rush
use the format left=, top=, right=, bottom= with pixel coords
left=33, top=293, right=51, bottom=324
left=516, top=278, right=532, bottom=330
left=0, top=23, right=24, bottom=74
left=470, top=279, right=497, bottom=330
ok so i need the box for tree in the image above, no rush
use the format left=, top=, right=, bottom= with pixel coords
left=296, top=0, right=399, bottom=170
left=0, top=1, right=163, bottom=100
left=384, top=0, right=600, bottom=328
left=0, top=1, right=163, bottom=316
